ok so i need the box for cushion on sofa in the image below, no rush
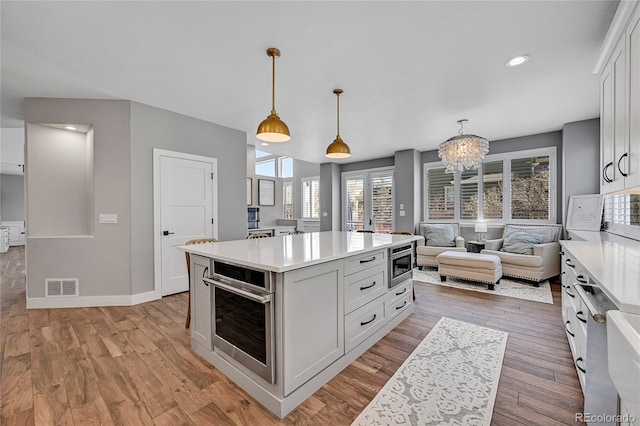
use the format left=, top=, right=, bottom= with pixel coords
left=500, top=231, right=545, bottom=255
left=504, top=225, right=557, bottom=243
left=422, top=224, right=456, bottom=247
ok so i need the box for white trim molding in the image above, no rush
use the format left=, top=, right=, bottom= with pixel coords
left=27, top=290, right=159, bottom=309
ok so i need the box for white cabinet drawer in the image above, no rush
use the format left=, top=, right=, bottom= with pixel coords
left=344, top=296, right=386, bottom=353
left=388, top=280, right=412, bottom=306
left=386, top=291, right=412, bottom=322
left=344, top=266, right=386, bottom=314
left=344, top=250, right=385, bottom=277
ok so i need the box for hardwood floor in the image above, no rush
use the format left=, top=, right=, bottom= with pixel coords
left=0, top=246, right=585, bottom=425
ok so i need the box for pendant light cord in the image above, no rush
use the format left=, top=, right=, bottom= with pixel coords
left=271, top=54, right=276, bottom=115
left=336, top=92, right=340, bottom=137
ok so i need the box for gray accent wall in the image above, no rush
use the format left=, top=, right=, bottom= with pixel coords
left=130, top=102, right=247, bottom=294
left=25, top=99, right=132, bottom=299
left=320, top=163, right=341, bottom=231
left=0, top=174, right=24, bottom=221
left=394, top=150, right=421, bottom=233
left=562, top=119, right=600, bottom=230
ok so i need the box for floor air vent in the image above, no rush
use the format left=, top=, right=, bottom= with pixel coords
left=46, top=278, right=79, bottom=297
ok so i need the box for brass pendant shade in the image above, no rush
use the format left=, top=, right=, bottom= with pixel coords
left=257, top=48, right=290, bottom=143
left=325, top=89, right=351, bottom=159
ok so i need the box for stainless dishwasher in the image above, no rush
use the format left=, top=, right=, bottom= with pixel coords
left=574, top=283, right=618, bottom=426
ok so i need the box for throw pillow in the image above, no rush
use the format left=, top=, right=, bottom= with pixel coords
left=500, top=231, right=545, bottom=255
left=504, top=226, right=556, bottom=243
left=423, top=224, right=456, bottom=247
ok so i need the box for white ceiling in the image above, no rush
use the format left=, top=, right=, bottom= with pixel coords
left=0, top=1, right=618, bottom=164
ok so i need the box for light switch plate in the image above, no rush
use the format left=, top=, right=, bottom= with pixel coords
left=399, top=211, right=406, bottom=217
left=322, top=212, right=328, bottom=217
left=99, top=214, right=118, bottom=224
left=400, top=203, right=404, bottom=210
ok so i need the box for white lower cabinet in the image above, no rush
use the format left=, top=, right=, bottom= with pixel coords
left=344, top=265, right=386, bottom=314
left=386, top=282, right=413, bottom=322
left=190, top=254, right=212, bottom=350
left=344, top=296, right=386, bottom=353
left=282, top=261, right=344, bottom=396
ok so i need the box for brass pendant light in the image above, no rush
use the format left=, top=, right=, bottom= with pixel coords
left=256, top=48, right=290, bottom=143
left=325, top=89, right=351, bottom=159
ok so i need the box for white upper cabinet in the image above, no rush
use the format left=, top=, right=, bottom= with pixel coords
left=599, top=2, right=640, bottom=194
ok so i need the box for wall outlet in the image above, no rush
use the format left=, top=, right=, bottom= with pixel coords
left=99, top=214, right=118, bottom=224
left=322, top=212, right=328, bottom=217
left=399, top=203, right=404, bottom=210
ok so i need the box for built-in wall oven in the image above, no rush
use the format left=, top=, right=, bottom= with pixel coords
left=203, top=261, right=275, bottom=384
left=389, top=243, right=413, bottom=289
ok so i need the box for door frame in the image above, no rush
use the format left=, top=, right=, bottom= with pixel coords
left=153, top=148, right=218, bottom=299
left=341, top=166, right=395, bottom=231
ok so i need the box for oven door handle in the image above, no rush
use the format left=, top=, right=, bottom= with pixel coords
left=204, top=277, right=272, bottom=304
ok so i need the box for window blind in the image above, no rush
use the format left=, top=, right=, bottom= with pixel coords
left=426, top=167, right=455, bottom=219
left=345, top=177, right=364, bottom=231
left=459, top=168, right=478, bottom=220
left=510, top=156, right=550, bottom=220
left=371, top=173, right=393, bottom=233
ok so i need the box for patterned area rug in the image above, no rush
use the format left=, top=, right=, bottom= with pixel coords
left=352, top=317, right=508, bottom=426
left=413, top=268, right=553, bottom=304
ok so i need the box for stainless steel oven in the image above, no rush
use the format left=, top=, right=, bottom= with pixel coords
left=204, top=260, right=275, bottom=384
left=389, top=243, right=413, bottom=288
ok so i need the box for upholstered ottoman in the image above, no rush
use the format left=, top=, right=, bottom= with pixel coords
left=436, top=251, right=502, bottom=290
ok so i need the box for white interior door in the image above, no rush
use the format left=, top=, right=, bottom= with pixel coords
left=157, top=152, right=216, bottom=296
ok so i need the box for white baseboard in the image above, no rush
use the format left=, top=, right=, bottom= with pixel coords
left=27, top=291, right=160, bottom=309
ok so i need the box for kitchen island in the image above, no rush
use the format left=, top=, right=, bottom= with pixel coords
left=180, top=231, right=421, bottom=418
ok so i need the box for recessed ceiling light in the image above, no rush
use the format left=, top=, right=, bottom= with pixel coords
left=505, top=55, right=530, bottom=67
left=260, top=142, right=269, bottom=146
left=64, top=126, right=77, bottom=130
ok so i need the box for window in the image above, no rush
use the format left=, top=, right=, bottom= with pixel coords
left=283, top=180, right=293, bottom=218
left=255, top=159, right=275, bottom=177
left=302, top=177, right=320, bottom=219
left=279, top=157, right=293, bottom=178
left=343, top=168, right=394, bottom=232
left=424, top=148, right=555, bottom=223
left=425, top=167, right=454, bottom=219
left=604, top=194, right=640, bottom=238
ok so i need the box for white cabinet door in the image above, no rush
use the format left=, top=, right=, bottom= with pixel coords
left=282, top=260, right=344, bottom=396
left=625, top=4, right=640, bottom=189
left=190, top=254, right=212, bottom=350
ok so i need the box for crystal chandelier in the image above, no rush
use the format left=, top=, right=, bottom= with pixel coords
left=438, top=119, right=489, bottom=172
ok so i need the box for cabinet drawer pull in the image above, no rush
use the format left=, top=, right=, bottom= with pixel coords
left=360, top=314, right=377, bottom=326
left=575, top=357, right=586, bottom=374
left=395, top=287, right=408, bottom=296
left=559, top=251, right=565, bottom=256
left=603, top=162, right=613, bottom=183
left=576, top=311, right=587, bottom=324
left=617, top=153, right=629, bottom=177
left=359, top=281, right=376, bottom=291
left=576, top=275, right=587, bottom=284
left=359, top=257, right=377, bottom=264
left=565, top=259, right=575, bottom=268
left=565, top=320, right=575, bottom=337
left=564, top=287, right=575, bottom=298
left=395, top=301, right=407, bottom=310
left=202, top=267, right=209, bottom=286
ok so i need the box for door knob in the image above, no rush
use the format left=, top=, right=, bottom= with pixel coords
left=162, top=230, right=175, bottom=236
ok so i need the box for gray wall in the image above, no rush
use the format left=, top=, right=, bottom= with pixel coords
left=394, top=150, right=421, bottom=233
left=561, top=119, right=600, bottom=230
left=130, top=102, right=247, bottom=294
left=341, top=156, right=394, bottom=173
left=25, top=99, right=132, bottom=298
left=320, top=163, right=341, bottom=231
left=0, top=174, right=24, bottom=221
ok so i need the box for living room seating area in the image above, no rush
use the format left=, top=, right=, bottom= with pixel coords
left=416, top=222, right=563, bottom=287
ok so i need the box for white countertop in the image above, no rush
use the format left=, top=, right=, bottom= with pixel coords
left=180, top=231, right=422, bottom=273
left=562, top=231, right=640, bottom=314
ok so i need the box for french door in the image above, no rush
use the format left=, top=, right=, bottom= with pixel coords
left=343, top=169, right=394, bottom=232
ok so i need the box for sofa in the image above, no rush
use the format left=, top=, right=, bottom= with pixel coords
left=416, top=223, right=466, bottom=268
left=480, top=223, right=562, bottom=285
